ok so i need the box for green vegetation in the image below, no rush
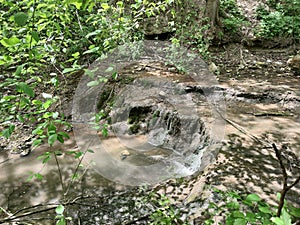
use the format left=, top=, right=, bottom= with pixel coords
left=219, top=0, right=248, bottom=34
left=256, top=0, right=300, bottom=39
left=55, top=205, right=71, bottom=225
left=149, top=194, right=187, bottom=225
left=204, top=189, right=300, bottom=225
left=147, top=188, right=300, bottom=225
left=172, top=0, right=211, bottom=58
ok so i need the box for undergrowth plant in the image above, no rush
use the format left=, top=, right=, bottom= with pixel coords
left=255, top=0, right=300, bottom=39
left=148, top=193, right=189, bottom=225
left=172, top=0, right=211, bottom=58
left=0, top=0, right=176, bottom=223
left=219, top=0, right=248, bottom=34
left=204, top=189, right=300, bottom=225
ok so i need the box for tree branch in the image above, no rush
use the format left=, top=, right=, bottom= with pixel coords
left=272, top=143, right=300, bottom=217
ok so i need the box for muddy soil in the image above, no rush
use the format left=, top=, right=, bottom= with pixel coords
left=0, top=44, right=299, bottom=224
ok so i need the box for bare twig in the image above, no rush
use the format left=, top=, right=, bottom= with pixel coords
left=0, top=207, right=12, bottom=217
left=0, top=206, right=57, bottom=224
left=272, top=143, right=300, bottom=217
left=53, top=147, right=65, bottom=192
left=75, top=9, right=83, bottom=33
left=0, top=196, right=89, bottom=224
left=216, top=110, right=261, bottom=143
left=64, top=137, right=93, bottom=196
left=217, top=108, right=300, bottom=218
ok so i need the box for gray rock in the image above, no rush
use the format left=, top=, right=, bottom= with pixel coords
left=288, top=54, right=300, bottom=75
left=110, top=77, right=209, bottom=156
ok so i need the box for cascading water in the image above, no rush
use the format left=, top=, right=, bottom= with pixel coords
left=72, top=40, right=226, bottom=186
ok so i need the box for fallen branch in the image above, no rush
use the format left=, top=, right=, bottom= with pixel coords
left=0, top=205, right=57, bottom=224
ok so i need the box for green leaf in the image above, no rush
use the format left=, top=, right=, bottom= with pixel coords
left=55, top=150, right=63, bottom=156
left=17, top=115, right=25, bottom=123
left=1, top=124, right=15, bottom=138
left=245, top=212, right=257, bottom=223
left=72, top=52, right=80, bottom=58
left=0, top=36, right=21, bottom=47
left=50, top=77, right=59, bottom=87
left=280, top=208, right=292, bottom=225
left=231, top=211, right=244, bottom=218
left=288, top=205, right=300, bottom=218
left=32, top=139, right=42, bottom=146
left=116, top=1, right=123, bottom=7
left=55, top=205, right=65, bottom=215
left=16, top=82, right=35, bottom=97
left=101, top=3, right=110, bottom=10
left=233, top=218, right=247, bottom=225
left=271, top=217, right=285, bottom=225
left=86, top=30, right=101, bottom=38
left=69, top=0, right=82, bottom=9
left=72, top=173, right=80, bottom=180
left=47, top=123, right=57, bottom=134
left=43, top=100, right=53, bottom=110
left=244, top=194, right=260, bottom=205
left=38, top=152, right=52, bottom=164
left=87, top=80, right=99, bottom=87
left=32, top=100, right=42, bottom=106
left=20, top=96, right=30, bottom=105
left=62, top=67, right=77, bottom=74
left=14, top=12, right=28, bottom=26
left=226, top=201, right=240, bottom=210
left=75, top=151, right=83, bottom=159
left=34, top=173, right=43, bottom=180
left=26, top=174, right=34, bottom=181
left=258, top=206, right=272, bottom=214
left=83, top=46, right=99, bottom=54
left=58, top=132, right=70, bottom=139
left=57, top=135, right=64, bottom=143
left=56, top=218, right=66, bottom=225
left=102, top=126, right=108, bottom=137
left=32, top=126, right=43, bottom=135
left=31, top=31, right=40, bottom=42
left=43, top=112, right=53, bottom=118
left=52, top=112, right=59, bottom=119
left=105, top=67, right=114, bottom=72
left=112, top=72, right=118, bottom=80
left=15, top=65, right=24, bottom=76
left=48, top=134, right=58, bottom=146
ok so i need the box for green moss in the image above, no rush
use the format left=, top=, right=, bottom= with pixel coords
left=129, top=124, right=140, bottom=134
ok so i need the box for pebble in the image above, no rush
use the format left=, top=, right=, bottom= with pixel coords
left=208, top=62, right=219, bottom=74
left=166, top=186, right=174, bottom=194
left=120, top=150, right=130, bottom=160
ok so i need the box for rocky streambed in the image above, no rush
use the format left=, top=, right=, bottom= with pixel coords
left=0, top=42, right=300, bottom=224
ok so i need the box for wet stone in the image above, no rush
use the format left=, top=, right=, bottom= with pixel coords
left=110, top=77, right=210, bottom=156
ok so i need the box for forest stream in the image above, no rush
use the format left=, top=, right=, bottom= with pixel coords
left=0, top=44, right=299, bottom=224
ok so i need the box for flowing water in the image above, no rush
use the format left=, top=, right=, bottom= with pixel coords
left=0, top=42, right=300, bottom=223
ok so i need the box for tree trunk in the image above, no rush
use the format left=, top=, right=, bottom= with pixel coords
left=204, top=0, right=220, bottom=26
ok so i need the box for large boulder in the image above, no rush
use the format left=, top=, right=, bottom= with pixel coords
left=288, top=54, right=300, bottom=75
